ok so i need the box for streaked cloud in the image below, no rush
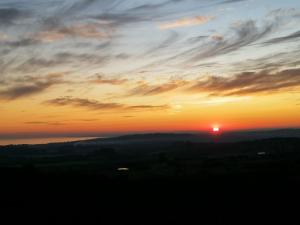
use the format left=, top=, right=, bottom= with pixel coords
left=127, top=104, right=170, bottom=110
left=211, top=34, right=224, bottom=41
left=140, top=10, right=299, bottom=70
left=35, top=24, right=110, bottom=42
left=45, top=97, right=169, bottom=111
left=159, top=16, right=214, bottom=29
left=263, top=30, right=300, bottom=45
left=45, top=97, right=123, bottom=110
left=0, top=8, right=30, bottom=27
left=220, top=0, right=247, bottom=4
left=0, top=73, right=65, bottom=100
left=143, top=31, right=179, bottom=55
left=187, top=20, right=277, bottom=63
left=91, top=13, right=143, bottom=28
left=16, top=52, right=109, bottom=73
left=4, top=38, right=40, bottom=48
left=129, top=80, right=188, bottom=96
left=0, top=33, right=8, bottom=41
left=25, top=121, right=65, bottom=126
left=188, top=68, right=300, bottom=96
left=89, top=74, right=128, bottom=85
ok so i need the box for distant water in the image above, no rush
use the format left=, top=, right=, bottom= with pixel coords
left=0, top=137, right=98, bottom=146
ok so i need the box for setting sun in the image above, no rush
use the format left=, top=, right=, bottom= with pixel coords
left=213, top=127, right=220, bottom=133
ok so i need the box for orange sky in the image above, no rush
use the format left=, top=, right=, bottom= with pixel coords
left=1, top=91, right=300, bottom=137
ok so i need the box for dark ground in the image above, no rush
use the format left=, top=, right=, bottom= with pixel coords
left=1, top=134, right=300, bottom=224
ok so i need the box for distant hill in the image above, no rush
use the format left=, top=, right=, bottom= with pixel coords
left=81, top=128, right=300, bottom=144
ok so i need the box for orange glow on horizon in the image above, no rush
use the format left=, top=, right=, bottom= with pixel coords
left=1, top=91, right=300, bottom=138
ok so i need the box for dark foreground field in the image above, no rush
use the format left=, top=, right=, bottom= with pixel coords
left=1, top=133, right=300, bottom=224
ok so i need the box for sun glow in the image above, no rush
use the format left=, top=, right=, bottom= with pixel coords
left=212, top=127, right=220, bottom=132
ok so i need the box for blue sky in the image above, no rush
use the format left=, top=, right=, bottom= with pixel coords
left=1, top=0, right=300, bottom=80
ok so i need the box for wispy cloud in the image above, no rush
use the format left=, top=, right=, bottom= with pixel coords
left=158, top=16, right=213, bottom=29
left=25, top=121, right=65, bottom=126
left=129, top=80, right=188, bottom=96
left=143, top=31, right=179, bottom=55
left=16, top=52, right=109, bottom=72
left=45, top=97, right=170, bottom=111
left=263, top=30, right=300, bottom=45
left=128, top=0, right=183, bottom=12
left=0, top=73, right=65, bottom=100
left=0, top=33, right=8, bottom=41
left=187, top=68, right=300, bottom=96
left=220, top=0, right=247, bottom=4
left=45, top=97, right=123, bottom=110
left=89, top=74, right=128, bottom=85
left=127, top=105, right=170, bottom=110
left=35, top=23, right=110, bottom=42
left=91, top=13, right=142, bottom=28
left=230, top=49, right=300, bottom=73
left=186, top=20, right=276, bottom=63
left=0, top=8, right=31, bottom=27
left=4, top=38, right=40, bottom=48
left=132, top=9, right=300, bottom=71
left=211, top=34, right=224, bottom=41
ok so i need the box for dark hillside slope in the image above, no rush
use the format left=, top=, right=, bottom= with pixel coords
left=1, top=136, right=300, bottom=224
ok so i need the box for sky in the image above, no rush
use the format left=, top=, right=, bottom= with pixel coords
left=1, top=0, right=300, bottom=138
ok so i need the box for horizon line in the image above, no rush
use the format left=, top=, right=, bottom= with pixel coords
left=1, top=127, right=300, bottom=139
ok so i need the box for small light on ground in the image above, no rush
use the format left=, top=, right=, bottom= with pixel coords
left=257, top=152, right=266, bottom=156
left=117, top=167, right=129, bottom=171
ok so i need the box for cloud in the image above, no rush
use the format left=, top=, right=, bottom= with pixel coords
left=0, top=8, right=30, bottom=27
left=211, top=34, right=224, bottom=41
left=127, top=105, right=169, bottom=110
left=0, top=73, right=64, bottom=100
left=129, top=80, right=188, bottom=96
left=45, top=97, right=169, bottom=111
left=187, top=20, right=275, bottom=63
left=230, top=50, right=300, bottom=72
left=187, top=68, right=300, bottom=96
left=91, top=13, right=142, bottom=28
left=55, top=52, right=109, bottom=65
left=89, top=74, right=128, bottom=85
left=143, top=31, right=179, bottom=55
left=15, top=58, right=67, bottom=73
left=158, top=16, right=213, bottom=29
left=4, top=38, right=40, bottom=48
left=64, top=0, right=99, bottom=15
left=136, top=9, right=300, bottom=70
left=45, top=97, right=123, bottom=110
left=115, top=53, right=130, bottom=60
left=220, top=0, right=247, bottom=4
left=25, top=121, right=65, bottom=126
left=0, top=33, right=8, bottom=40
left=90, top=1, right=185, bottom=29
left=16, top=52, right=109, bottom=72
left=35, top=23, right=109, bottom=42
left=167, top=10, right=300, bottom=67
left=128, top=0, right=183, bottom=12
left=263, top=30, right=300, bottom=45
left=187, top=35, right=208, bottom=44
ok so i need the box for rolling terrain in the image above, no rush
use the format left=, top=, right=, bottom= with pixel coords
left=1, top=131, right=300, bottom=224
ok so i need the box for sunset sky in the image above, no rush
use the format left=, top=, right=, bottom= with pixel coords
left=1, top=0, right=300, bottom=138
